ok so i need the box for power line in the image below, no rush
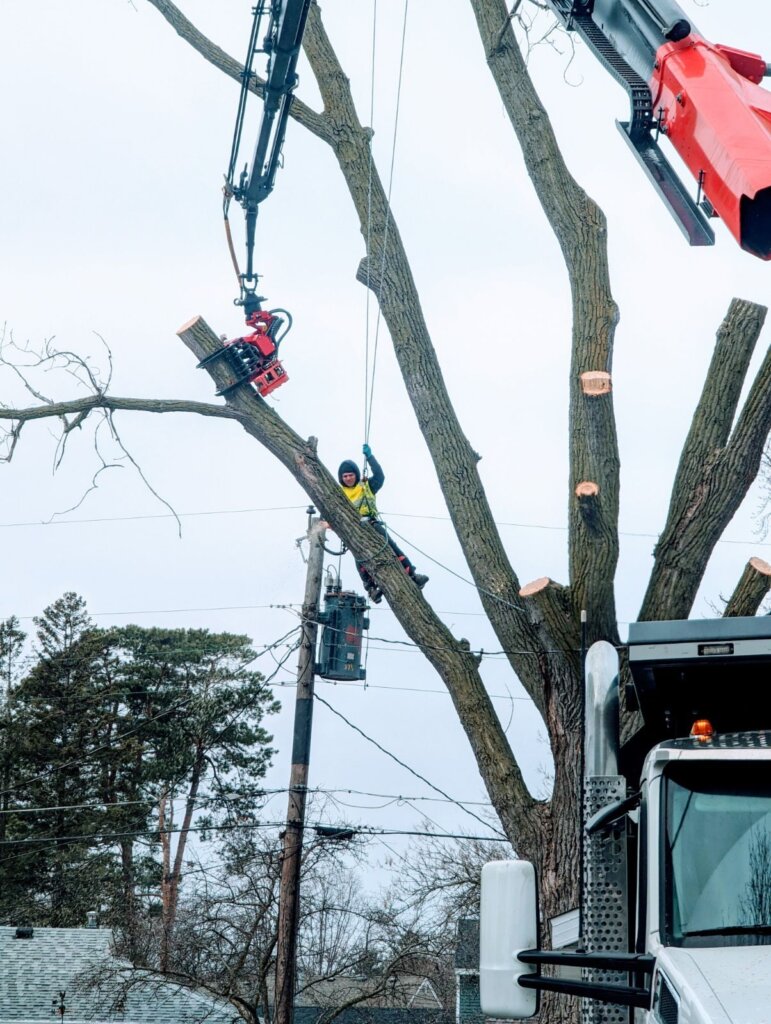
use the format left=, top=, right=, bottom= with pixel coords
left=385, top=511, right=771, bottom=549
left=0, top=817, right=507, bottom=848
left=1, top=503, right=769, bottom=551
left=1, top=786, right=492, bottom=818
left=383, top=522, right=528, bottom=616
left=0, top=799, right=148, bottom=816
left=266, top=675, right=535, bottom=703
left=312, top=612, right=584, bottom=659
left=0, top=505, right=307, bottom=530
left=11, top=604, right=297, bottom=622
left=314, top=693, right=504, bottom=839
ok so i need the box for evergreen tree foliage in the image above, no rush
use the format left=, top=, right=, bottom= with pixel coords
left=0, top=595, right=115, bottom=923
left=0, top=595, right=279, bottom=943
left=0, top=616, right=27, bottom=849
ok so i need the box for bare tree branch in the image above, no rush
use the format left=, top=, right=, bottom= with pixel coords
left=0, top=395, right=242, bottom=432
left=144, top=0, right=331, bottom=144
left=640, top=298, right=769, bottom=620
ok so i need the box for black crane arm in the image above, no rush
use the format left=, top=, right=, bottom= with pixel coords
left=243, top=0, right=312, bottom=209
left=226, top=0, right=312, bottom=315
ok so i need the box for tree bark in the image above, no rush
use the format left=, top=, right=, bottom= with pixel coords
left=724, top=557, right=771, bottom=617
left=640, top=299, right=769, bottom=620
left=467, top=0, right=621, bottom=649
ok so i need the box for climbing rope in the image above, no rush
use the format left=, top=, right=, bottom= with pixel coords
left=363, top=0, right=378, bottom=457
left=363, top=0, right=410, bottom=459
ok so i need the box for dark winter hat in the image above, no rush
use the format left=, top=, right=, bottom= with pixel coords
left=338, top=460, right=360, bottom=485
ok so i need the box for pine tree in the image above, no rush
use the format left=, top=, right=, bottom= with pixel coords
left=0, top=594, right=117, bottom=925
left=0, top=599, right=279, bottom=948
left=0, top=617, right=27, bottom=853
left=108, top=625, right=279, bottom=967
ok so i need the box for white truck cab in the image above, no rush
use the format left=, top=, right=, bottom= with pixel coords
left=480, top=617, right=771, bottom=1024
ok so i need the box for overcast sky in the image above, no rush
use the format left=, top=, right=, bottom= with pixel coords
left=2, top=1, right=771, bottom=871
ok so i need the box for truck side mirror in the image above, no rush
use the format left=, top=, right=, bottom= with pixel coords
left=480, top=860, right=539, bottom=1019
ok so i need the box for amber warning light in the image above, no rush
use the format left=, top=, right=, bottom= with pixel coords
left=691, top=719, right=715, bottom=740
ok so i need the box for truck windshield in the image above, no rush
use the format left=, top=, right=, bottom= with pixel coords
left=664, top=761, right=771, bottom=947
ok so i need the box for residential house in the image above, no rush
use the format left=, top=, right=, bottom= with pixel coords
left=0, top=925, right=239, bottom=1024
left=453, top=920, right=484, bottom=1024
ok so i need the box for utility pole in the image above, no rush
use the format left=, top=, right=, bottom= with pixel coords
left=275, top=508, right=326, bottom=1024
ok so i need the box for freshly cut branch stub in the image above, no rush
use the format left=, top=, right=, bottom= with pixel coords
left=580, top=371, right=612, bottom=396
left=575, top=481, right=600, bottom=498
left=519, top=577, right=552, bottom=598
left=724, top=556, right=771, bottom=617
left=749, top=556, right=771, bottom=575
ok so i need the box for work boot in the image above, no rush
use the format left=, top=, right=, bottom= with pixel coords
left=366, top=584, right=383, bottom=604
left=413, top=573, right=429, bottom=589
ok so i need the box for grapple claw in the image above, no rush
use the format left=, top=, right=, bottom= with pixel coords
left=199, top=309, right=290, bottom=398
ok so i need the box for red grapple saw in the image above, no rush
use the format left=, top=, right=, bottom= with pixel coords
left=197, top=309, right=290, bottom=398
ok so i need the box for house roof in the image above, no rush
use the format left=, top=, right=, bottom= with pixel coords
left=0, top=926, right=239, bottom=1024
left=453, top=919, right=479, bottom=972
left=295, top=1009, right=447, bottom=1024
left=296, top=974, right=441, bottom=1010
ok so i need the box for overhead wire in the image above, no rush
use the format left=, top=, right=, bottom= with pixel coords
left=267, top=676, right=535, bottom=703
left=384, top=522, right=528, bottom=616
left=0, top=505, right=308, bottom=530
left=3, top=503, right=771, bottom=555
left=308, top=611, right=583, bottom=658
left=0, top=818, right=507, bottom=848
left=9, top=604, right=299, bottom=623
left=314, top=692, right=505, bottom=839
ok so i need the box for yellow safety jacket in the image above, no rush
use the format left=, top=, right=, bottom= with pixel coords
left=342, top=479, right=378, bottom=518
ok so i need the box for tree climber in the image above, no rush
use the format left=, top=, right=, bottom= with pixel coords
left=338, top=445, right=429, bottom=604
